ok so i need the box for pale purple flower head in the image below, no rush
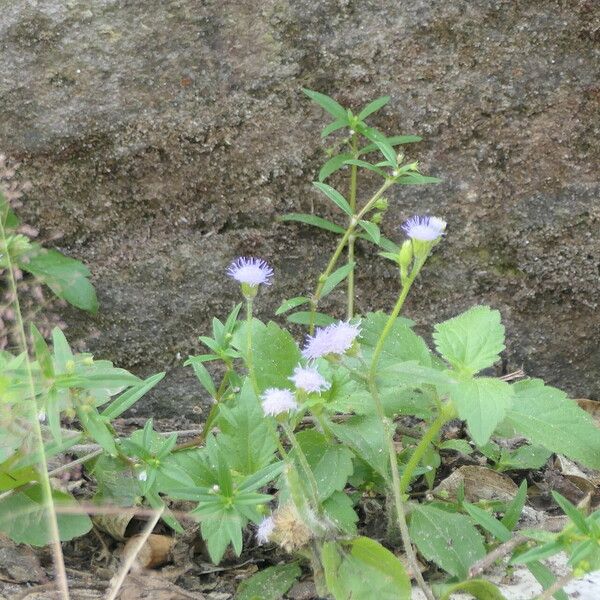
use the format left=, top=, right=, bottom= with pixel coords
left=401, top=216, right=446, bottom=242
left=289, top=365, right=331, bottom=393
left=256, top=516, right=275, bottom=545
left=261, top=388, right=298, bottom=417
left=226, top=257, right=274, bottom=287
left=302, top=321, right=361, bottom=360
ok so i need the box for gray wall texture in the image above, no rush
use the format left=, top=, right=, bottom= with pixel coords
left=1, top=0, right=598, bottom=419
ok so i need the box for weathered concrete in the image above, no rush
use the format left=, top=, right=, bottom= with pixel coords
left=1, top=0, right=598, bottom=418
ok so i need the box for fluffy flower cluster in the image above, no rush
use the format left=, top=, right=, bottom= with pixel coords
left=302, top=321, right=361, bottom=360
left=226, top=256, right=273, bottom=287
left=261, top=388, right=298, bottom=417
left=401, top=216, right=446, bottom=242
left=256, top=516, right=275, bottom=545
left=289, top=365, right=331, bottom=393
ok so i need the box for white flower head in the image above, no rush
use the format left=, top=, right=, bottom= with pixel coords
left=138, top=470, right=148, bottom=482
left=226, top=256, right=274, bottom=287
left=301, top=321, right=361, bottom=360
left=256, top=516, right=275, bottom=545
left=289, top=365, right=331, bottom=393
left=401, top=216, right=446, bottom=242
left=261, top=388, right=298, bottom=417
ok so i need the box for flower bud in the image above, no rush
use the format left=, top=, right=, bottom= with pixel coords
left=374, top=197, right=388, bottom=211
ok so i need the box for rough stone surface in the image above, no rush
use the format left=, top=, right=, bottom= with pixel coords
left=1, top=0, right=598, bottom=418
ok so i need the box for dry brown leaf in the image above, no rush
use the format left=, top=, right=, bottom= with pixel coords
left=433, top=465, right=518, bottom=502
left=93, top=509, right=137, bottom=541
left=0, top=534, right=47, bottom=584
left=122, top=533, right=174, bottom=569
left=554, top=455, right=599, bottom=494
left=118, top=572, right=205, bottom=600
left=576, top=399, right=600, bottom=426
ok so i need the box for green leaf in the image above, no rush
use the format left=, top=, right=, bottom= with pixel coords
left=358, top=96, right=390, bottom=120
left=361, top=311, right=432, bottom=368
left=504, top=379, right=600, bottom=469
left=286, top=311, right=335, bottom=326
left=433, top=306, right=505, bottom=375
left=527, top=561, right=569, bottom=600
left=313, top=182, right=353, bottom=216
left=322, top=491, right=358, bottom=535
left=22, top=247, right=98, bottom=313
left=101, top=372, right=166, bottom=419
left=280, top=212, right=345, bottom=234
left=321, top=262, right=354, bottom=297
left=552, top=491, right=590, bottom=534
left=358, top=220, right=380, bottom=244
left=322, top=538, right=411, bottom=600
left=440, top=580, right=507, bottom=600
left=0, top=485, right=92, bottom=545
left=410, top=504, right=486, bottom=578
left=398, top=174, right=442, bottom=185
left=446, top=378, right=513, bottom=446
left=303, top=88, right=348, bottom=120
left=319, top=153, right=352, bottom=182
left=511, top=540, right=563, bottom=564
left=375, top=141, right=397, bottom=166
left=463, top=502, right=512, bottom=542
left=321, top=119, right=348, bottom=138
left=329, top=415, right=389, bottom=478
left=236, top=562, right=301, bottom=600
left=499, top=444, right=552, bottom=471
left=51, top=327, right=74, bottom=373
left=201, top=509, right=243, bottom=564
left=294, top=430, right=353, bottom=500
left=190, top=360, right=217, bottom=398
left=501, top=479, right=528, bottom=531
left=31, top=323, right=54, bottom=378
left=358, top=135, right=422, bottom=155
left=249, top=322, right=301, bottom=391
left=342, top=159, right=387, bottom=177
left=216, top=381, right=277, bottom=475
left=76, top=406, right=117, bottom=455
left=275, top=296, right=311, bottom=316
left=439, top=439, right=474, bottom=455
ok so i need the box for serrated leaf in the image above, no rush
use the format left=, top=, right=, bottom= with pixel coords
left=319, top=153, right=352, bottom=181
left=358, top=96, right=390, bottom=120
left=358, top=220, right=380, bottom=244
left=313, top=182, right=353, bottom=216
left=286, top=311, right=335, bottom=326
left=322, top=491, right=358, bottom=535
left=303, top=88, right=348, bottom=120
left=275, top=296, right=311, bottom=316
left=446, top=378, right=513, bottom=446
left=504, top=379, right=600, bottom=469
left=294, top=430, right=353, bottom=500
left=321, top=262, right=354, bottom=297
left=410, top=504, right=486, bottom=578
left=280, top=212, right=345, bottom=234
left=439, top=439, right=474, bottom=455
left=434, top=306, right=505, bottom=375
left=236, top=562, right=301, bottom=600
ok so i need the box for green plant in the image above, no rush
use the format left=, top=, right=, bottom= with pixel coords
left=2, top=92, right=599, bottom=600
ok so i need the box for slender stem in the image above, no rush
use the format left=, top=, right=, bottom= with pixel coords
left=245, top=297, right=259, bottom=394
left=536, top=571, right=575, bottom=600
left=400, top=411, right=449, bottom=494
left=0, top=219, right=71, bottom=600
left=281, top=421, right=321, bottom=514
left=309, top=178, right=394, bottom=333
left=366, top=255, right=436, bottom=600
left=346, top=134, right=359, bottom=319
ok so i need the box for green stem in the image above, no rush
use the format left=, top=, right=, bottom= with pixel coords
left=346, top=134, right=359, bottom=319
left=399, top=411, right=449, bottom=495
left=0, top=218, right=71, bottom=600
left=367, top=255, right=436, bottom=600
left=309, top=178, right=394, bottom=333
left=245, top=297, right=259, bottom=395
left=281, top=421, right=322, bottom=515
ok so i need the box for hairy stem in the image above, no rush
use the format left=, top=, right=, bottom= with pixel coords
left=536, top=571, right=575, bottom=600
left=309, top=178, right=394, bottom=333
left=0, top=218, right=71, bottom=600
left=245, top=297, right=259, bottom=394
left=346, top=134, right=359, bottom=319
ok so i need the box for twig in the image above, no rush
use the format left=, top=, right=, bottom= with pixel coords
left=536, top=571, right=575, bottom=600
left=499, top=368, right=525, bottom=382
left=104, top=506, right=164, bottom=600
